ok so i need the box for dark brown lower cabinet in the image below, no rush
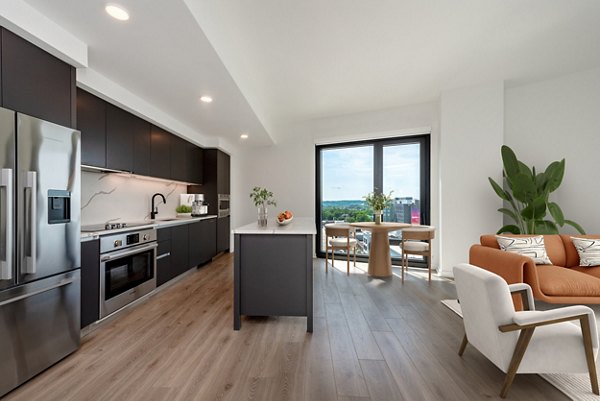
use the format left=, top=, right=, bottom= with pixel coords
left=171, top=224, right=190, bottom=277
left=189, top=218, right=217, bottom=267
left=156, top=238, right=173, bottom=287
left=217, top=217, right=230, bottom=253
left=157, top=220, right=218, bottom=287
left=81, top=239, right=100, bottom=329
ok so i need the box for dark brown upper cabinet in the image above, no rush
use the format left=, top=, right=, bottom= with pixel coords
left=170, top=135, right=188, bottom=182
left=150, top=125, right=171, bottom=179
left=132, top=117, right=151, bottom=176
left=106, top=104, right=135, bottom=172
left=77, top=89, right=106, bottom=167
left=188, top=141, right=203, bottom=185
left=76, top=87, right=203, bottom=182
left=1, top=28, right=75, bottom=128
left=216, top=150, right=230, bottom=194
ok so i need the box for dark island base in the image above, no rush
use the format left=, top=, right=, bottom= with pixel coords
left=234, top=233, right=313, bottom=332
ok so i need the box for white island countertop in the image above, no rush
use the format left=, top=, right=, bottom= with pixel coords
left=233, top=217, right=317, bottom=235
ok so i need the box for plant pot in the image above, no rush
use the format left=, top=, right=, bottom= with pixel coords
left=258, top=205, right=268, bottom=227
left=374, top=210, right=383, bottom=224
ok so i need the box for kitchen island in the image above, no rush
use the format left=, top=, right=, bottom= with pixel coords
left=233, top=217, right=316, bottom=332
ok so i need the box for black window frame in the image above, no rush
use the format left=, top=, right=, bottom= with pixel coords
left=315, top=134, right=431, bottom=266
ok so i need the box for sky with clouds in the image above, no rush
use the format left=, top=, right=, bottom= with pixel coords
left=321, top=143, right=420, bottom=201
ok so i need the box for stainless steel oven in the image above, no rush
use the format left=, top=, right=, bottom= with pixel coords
left=218, top=194, right=230, bottom=217
left=99, top=228, right=157, bottom=318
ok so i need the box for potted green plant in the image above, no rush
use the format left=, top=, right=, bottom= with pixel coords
left=176, top=205, right=192, bottom=218
left=250, top=187, right=277, bottom=226
left=364, top=189, right=394, bottom=224
left=489, top=145, right=585, bottom=234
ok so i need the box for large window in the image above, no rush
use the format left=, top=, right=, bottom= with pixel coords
left=315, top=135, right=430, bottom=265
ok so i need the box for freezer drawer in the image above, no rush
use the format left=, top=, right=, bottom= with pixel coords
left=0, top=270, right=80, bottom=397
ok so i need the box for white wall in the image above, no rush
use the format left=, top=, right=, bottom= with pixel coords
left=231, top=101, right=441, bottom=269
left=505, top=68, right=600, bottom=234
left=439, top=81, right=504, bottom=275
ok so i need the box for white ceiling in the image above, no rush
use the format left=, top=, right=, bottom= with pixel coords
left=23, top=0, right=273, bottom=147
left=184, top=0, right=600, bottom=141
left=23, top=1, right=600, bottom=146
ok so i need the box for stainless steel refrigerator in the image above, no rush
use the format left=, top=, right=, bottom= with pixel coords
left=0, top=107, right=81, bottom=397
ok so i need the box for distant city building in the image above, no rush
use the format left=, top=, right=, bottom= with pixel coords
left=384, top=197, right=420, bottom=224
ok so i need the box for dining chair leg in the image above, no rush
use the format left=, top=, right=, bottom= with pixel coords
left=346, top=249, right=350, bottom=275
left=325, top=244, right=329, bottom=273
left=401, top=253, right=405, bottom=283
left=427, top=251, right=432, bottom=283
left=332, top=248, right=335, bottom=268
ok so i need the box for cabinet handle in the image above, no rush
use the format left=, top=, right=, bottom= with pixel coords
left=156, top=252, right=171, bottom=260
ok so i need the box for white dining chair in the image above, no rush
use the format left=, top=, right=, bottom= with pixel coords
left=325, top=223, right=357, bottom=275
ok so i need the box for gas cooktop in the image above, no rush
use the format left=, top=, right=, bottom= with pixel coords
left=81, top=222, right=150, bottom=233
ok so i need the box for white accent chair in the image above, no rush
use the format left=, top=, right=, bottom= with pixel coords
left=453, top=263, right=599, bottom=398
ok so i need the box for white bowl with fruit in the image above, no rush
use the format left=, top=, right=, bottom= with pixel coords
left=277, top=210, right=294, bottom=225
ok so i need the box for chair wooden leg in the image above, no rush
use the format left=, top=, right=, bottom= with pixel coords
left=581, top=314, right=600, bottom=395
left=458, top=334, right=468, bottom=356
left=401, top=253, right=405, bottom=283
left=325, top=244, right=329, bottom=273
left=346, top=248, right=350, bottom=275
left=500, top=327, right=535, bottom=398
left=427, top=251, right=432, bottom=283
left=332, top=249, right=336, bottom=268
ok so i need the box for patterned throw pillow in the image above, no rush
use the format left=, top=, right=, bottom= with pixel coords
left=571, top=237, right=600, bottom=267
left=495, top=235, right=553, bottom=265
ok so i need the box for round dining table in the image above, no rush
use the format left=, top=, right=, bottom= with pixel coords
left=350, top=222, right=412, bottom=278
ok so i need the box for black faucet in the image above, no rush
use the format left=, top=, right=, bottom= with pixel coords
left=151, top=193, right=166, bottom=220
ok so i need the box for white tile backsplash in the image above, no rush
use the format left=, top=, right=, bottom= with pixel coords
left=81, top=171, right=188, bottom=225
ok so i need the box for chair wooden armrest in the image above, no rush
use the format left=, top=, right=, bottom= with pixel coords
left=508, top=283, right=535, bottom=311
left=498, top=306, right=599, bottom=398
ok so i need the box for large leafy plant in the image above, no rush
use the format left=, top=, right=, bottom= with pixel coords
left=489, top=146, right=585, bottom=235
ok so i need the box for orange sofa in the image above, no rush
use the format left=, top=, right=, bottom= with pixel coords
left=470, top=234, right=600, bottom=304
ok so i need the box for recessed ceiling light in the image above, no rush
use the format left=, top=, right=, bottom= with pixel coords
left=105, top=4, right=129, bottom=21
left=200, top=96, right=213, bottom=103
left=240, top=133, right=249, bottom=139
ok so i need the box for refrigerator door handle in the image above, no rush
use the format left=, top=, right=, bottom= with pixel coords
left=0, top=168, right=13, bottom=280
left=0, top=277, right=75, bottom=307
left=24, top=171, right=37, bottom=274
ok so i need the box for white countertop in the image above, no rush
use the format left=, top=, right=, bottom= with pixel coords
left=232, top=217, right=317, bottom=235
left=80, top=215, right=218, bottom=240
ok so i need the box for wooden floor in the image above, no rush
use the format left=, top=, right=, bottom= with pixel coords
left=4, top=254, right=568, bottom=401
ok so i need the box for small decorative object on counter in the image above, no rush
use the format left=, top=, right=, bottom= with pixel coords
left=277, top=210, right=294, bottom=225
left=250, top=186, right=277, bottom=227
left=176, top=204, right=192, bottom=218
left=364, top=189, right=393, bottom=224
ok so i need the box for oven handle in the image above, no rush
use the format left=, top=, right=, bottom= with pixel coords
left=100, top=243, right=158, bottom=262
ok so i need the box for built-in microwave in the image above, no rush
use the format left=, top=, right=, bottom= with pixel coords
left=218, top=194, right=230, bottom=218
